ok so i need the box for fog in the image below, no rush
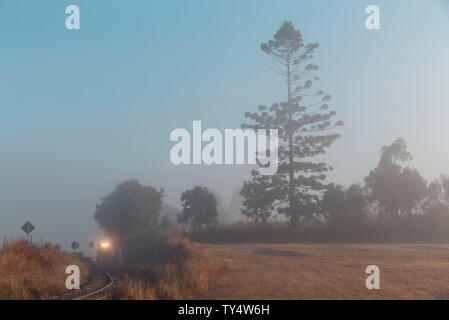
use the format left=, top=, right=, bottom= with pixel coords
left=0, top=0, right=448, bottom=253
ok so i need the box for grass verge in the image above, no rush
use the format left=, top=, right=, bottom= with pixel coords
left=0, top=240, right=89, bottom=300
left=109, top=230, right=220, bottom=300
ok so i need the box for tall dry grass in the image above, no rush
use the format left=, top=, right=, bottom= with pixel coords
left=0, top=240, right=89, bottom=300
left=110, top=230, right=220, bottom=300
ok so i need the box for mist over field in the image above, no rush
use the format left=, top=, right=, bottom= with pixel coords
left=0, top=0, right=448, bottom=268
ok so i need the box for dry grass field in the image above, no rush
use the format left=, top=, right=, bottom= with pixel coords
left=0, top=240, right=90, bottom=300
left=196, top=243, right=449, bottom=300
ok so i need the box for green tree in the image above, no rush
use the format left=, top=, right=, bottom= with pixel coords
left=365, top=138, right=427, bottom=217
left=94, top=179, right=164, bottom=241
left=242, top=21, right=343, bottom=224
left=321, top=183, right=367, bottom=224
left=321, top=183, right=346, bottom=219
left=344, top=184, right=368, bottom=218
left=178, top=186, right=219, bottom=227
left=240, top=170, right=279, bottom=223
left=424, top=175, right=449, bottom=216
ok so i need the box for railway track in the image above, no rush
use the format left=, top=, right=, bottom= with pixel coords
left=73, top=271, right=114, bottom=300
left=55, top=270, right=122, bottom=300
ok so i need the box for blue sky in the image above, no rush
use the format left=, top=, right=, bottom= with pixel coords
left=1, top=0, right=448, bottom=252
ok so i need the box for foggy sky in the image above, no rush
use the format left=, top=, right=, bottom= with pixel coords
left=1, top=0, right=448, bottom=253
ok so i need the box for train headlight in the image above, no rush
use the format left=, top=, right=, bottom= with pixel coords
left=100, top=242, right=110, bottom=249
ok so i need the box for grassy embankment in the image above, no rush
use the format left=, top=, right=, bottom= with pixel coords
left=110, top=230, right=220, bottom=300
left=0, top=240, right=90, bottom=300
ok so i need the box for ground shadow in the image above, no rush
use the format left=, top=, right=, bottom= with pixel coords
left=253, top=247, right=307, bottom=258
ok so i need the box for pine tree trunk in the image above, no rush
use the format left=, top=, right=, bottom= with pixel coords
left=286, top=43, right=298, bottom=225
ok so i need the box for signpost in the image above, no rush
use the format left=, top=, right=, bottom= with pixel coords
left=21, top=221, right=35, bottom=241
left=71, top=241, right=80, bottom=252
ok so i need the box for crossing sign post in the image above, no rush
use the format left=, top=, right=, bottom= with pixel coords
left=71, top=241, right=80, bottom=252
left=21, top=221, right=35, bottom=241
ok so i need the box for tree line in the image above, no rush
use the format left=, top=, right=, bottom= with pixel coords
left=93, top=22, right=449, bottom=244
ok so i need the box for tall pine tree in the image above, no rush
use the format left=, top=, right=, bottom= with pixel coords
left=242, top=21, right=343, bottom=224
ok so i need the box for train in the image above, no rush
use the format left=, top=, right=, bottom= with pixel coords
left=96, top=241, right=122, bottom=268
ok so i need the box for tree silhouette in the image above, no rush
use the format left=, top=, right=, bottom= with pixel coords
left=365, top=138, right=427, bottom=217
left=242, top=21, right=343, bottom=224
left=94, top=179, right=164, bottom=241
left=321, top=183, right=347, bottom=219
left=321, top=183, right=367, bottom=226
left=424, top=176, right=449, bottom=217
left=178, top=186, right=219, bottom=227
left=240, top=170, right=279, bottom=223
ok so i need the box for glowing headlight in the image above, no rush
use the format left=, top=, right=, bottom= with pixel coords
left=100, top=242, right=110, bottom=249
